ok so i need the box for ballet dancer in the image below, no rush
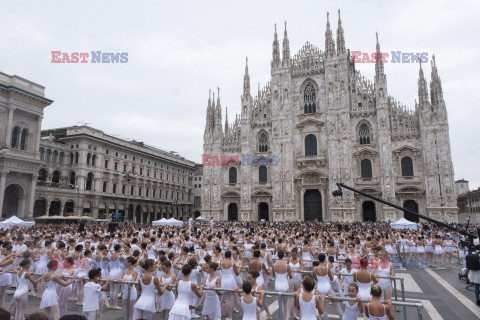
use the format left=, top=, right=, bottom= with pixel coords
left=201, top=262, right=221, bottom=320
left=168, top=264, right=204, bottom=320
left=239, top=281, right=265, bottom=320
left=119, top=256, right=138, bottom=320
left=293, top=276, right=326, bottom=320
left=363, top=284, right=394, bottom=320
left=12, top=259, right=45, bottom=320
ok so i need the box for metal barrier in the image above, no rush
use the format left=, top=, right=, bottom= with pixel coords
left=7, top=271, right=416, bottom=320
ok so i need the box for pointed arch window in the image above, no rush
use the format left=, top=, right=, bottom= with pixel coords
left=304, top=83, right=317, bottom=113
left=359, top=123, right=371, bottom=144
left=229, top=167, right=237, bottom=184
left=258, top=132, right=269, bottom=152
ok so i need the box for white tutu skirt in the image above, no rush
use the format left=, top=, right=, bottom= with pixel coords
left=202, top=293, right=221, bottom=320
left=378, top=278, right=391, bottom=290
left=468, top=270, right=480, bottom=284
left=169, top=298, right=192, bottom=320
left=134, top=294, right=157, bottom=313
left=39, top=289, right=59, bottom=308
left=425, top=246, right=434, bottom=253
left=160, top=290, right=175, bottom=310
left=122, top=284, right=138, bottom=300
left=0, top=273, right=12, bottom=286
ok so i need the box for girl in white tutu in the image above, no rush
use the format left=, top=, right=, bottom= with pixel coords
left=339, top=283, right=363, bottom=320
left=12, top=259, right=45, bottom=320
left=119, top=256, right=139, bottom=320
left=108, top=244, right=124, bottom=310
left=159, top=260, right=177, bottom=320
left=169, top=264, right=204, bottom=320
left=40, top=260, right=77, bottom=320
left=238, top=281, right=265, bottom=320
left=293, top=276, right=326, bottom=320
left=363, top=284, right=394, bottom=320
left=57, top=257, right=77, bottom=317
left=201, top=262, right=221, bottom=320
left=133, top=259, right=169, bottom=320
left=220, top=250, right=240, bottom=320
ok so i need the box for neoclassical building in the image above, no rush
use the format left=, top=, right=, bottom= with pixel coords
left=202, top=12, right=458, bottom=222
left=34, top=126, right=196, bottom=222
left=0, top=71, right=52, bottom=219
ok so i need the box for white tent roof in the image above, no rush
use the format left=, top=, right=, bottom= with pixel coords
left=195, top=216, right=206, bottom=220
left=152, top=217, right=183, bottom=226
left=391, top=218, right=418, bottom=230
left=0, top=215, right=35, bottom=229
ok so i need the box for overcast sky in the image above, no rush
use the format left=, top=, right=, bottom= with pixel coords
left=1, top=0, right=479, bottom=189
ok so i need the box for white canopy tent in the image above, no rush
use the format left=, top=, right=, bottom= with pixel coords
left=0, top=216, right=35, bottom=229
left=390, top=218, right=418, bottom=230
left=195, top=216, right=206, bottom=220
left=152, top=218, right=183, bottom=227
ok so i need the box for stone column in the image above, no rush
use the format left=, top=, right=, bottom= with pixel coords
left=0, top=171, right=8, bottom=216
left=5, top=107, right=14, bottom=147
left=26, top=175, right=37, bottom=219
left=46, top=201, right=51, bottom=216
left=60, top=202, right=65, bottom=216
left=34, top=115, right=43, bottom=153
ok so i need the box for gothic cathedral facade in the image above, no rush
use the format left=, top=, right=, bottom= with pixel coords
left=202, top=12, right=458, bottom=223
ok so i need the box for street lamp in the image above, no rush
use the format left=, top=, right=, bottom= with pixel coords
left=122, top=171, right=136, bottom=223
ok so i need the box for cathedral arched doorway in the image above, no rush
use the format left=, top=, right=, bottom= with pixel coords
left=304, top=189, right=322, bottom=221
left=227, top=203, right=238, bottom=221
left=3, top=184, right=23, bottom=219
left=194, top=210, right=201, bottom=219
left=362, top=201, right=376, bottom=222
left=258, top=202, right=269, bottom=221
left=403, top=200, right=419, bottom=222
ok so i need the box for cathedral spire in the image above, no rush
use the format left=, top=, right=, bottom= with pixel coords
left=430, top=54, right=444, bottom=106
left=243, top=57, right=250, bottom=97
left=375, top=32, right=385, bottom=78
left=282, top=21, right=291, bottom=66
left=215, top=87, right=223, bottom=135
left=224, top=106, right=229, bottom=136
left=325, top=12, right=335, bottom=58
left=418, top=61, right=429, bottom=108
left=204, top=89, right=212, bottom=135
left=336, top=9, right=346, bottom=55
left=272, top=23, right=281, bottom=69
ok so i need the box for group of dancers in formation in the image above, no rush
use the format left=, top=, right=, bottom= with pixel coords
left=0, top=221, right=467, bottom=320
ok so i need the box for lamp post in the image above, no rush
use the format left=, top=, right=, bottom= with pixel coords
left=122, top=171, right=136, bottom=223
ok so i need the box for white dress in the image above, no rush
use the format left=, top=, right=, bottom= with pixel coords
left=357, top=274, right=372, bottom=300
left=133, top=277, right=157, bottom=313
left=159, top=275, right=175, bottom=310
left=13, top=272, right=29, bottom=298
left=169, top=280, right=193, bottom=320
left=299, top=294, right=317, bottom=320
left=122, top=273, right=138, bottom=300
left=289, top=261, right=301, bottom=284
left=0, top=260, right=13, bottom=286
left=342, top=302, right=360, bottom=320
left=241, top=296, right=257, bottom=320
left=36, top=253, right=49, bottom=273
left=40, top=278, right=59, bottom=308
left=220, top=265, right=237, bottom=290
left=274, top=271, right=289, bottom=292
left=202, top=276, right=221, bottom=320
left=316, top=272, right=332, bottom=295
left=375, top=264, right=392, bottom=290
left=340, top=268, right=357, bottom=296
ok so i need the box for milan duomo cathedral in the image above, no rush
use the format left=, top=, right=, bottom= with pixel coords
left=202, top=11, right=458, bottom=223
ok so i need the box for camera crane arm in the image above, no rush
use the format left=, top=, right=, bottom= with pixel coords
left=334, top=182, right=477, bottom=242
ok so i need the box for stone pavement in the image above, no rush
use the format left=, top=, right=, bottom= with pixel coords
left=3, top=262, right=479, bottom=320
